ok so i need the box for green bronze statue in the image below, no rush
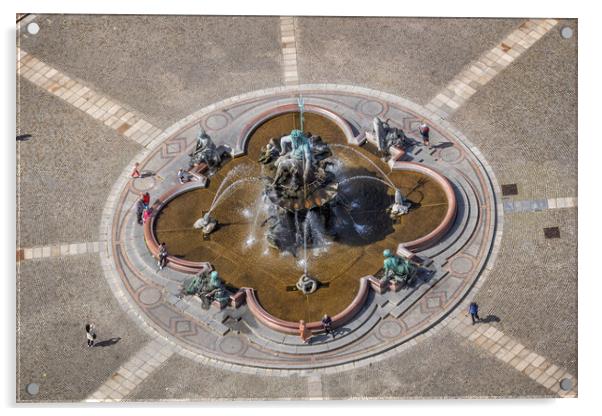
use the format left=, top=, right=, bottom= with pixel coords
left=381, top=249, right=416, bottom=285
left=183, top=270, right=230, bottom=308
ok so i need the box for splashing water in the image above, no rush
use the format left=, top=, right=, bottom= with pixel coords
left=207, top=177, right=263, bottom=215
left=244, top=236, right=256, bottom=248
left=306, top=210, right=330, bottom=248
left=353, top=223, right=372, bottom=236
left=338, top=175, right=396, bottom=190
left=331, top=144, right=397, bottom=189
left=208, top=164, right=254, bottom=212
left=241, top=208, right=253, bottom=219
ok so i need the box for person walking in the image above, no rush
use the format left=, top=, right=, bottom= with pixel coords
left=469, top=302, right=481, bottom=325
left=136, top=198, right=145, bottom=225
left=299, top=320, right=312, bottom=344
left=142, top=207, right=152, bottom=224
left=419, top=122, right=431, bottom=148
left=157, top=242, right=168, bottom=270
left=131, top=162, right=141, bottom=178
left=321, top=314, right=335, bottom=339
left=142, top=192, right=151, bottom=209
left=85, top=324, right=96, bottom=347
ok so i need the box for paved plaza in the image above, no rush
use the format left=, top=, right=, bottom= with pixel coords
left=16, top=14, right=577, bottom=402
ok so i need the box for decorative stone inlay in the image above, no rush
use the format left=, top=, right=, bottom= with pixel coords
left=218, top=336, right=246, bottom=355
left=449, top=256, right=473, bottom=274
left=99, top=84, right=501, bottom=373
left=138, top=287, right=162, bottom=306
left=378, top=320, right=403, bottom=339
left=359, top=99, right=385, bottom=117
left=205, top=113, right=229, bottom=130
left=130, top=176, right=156, bottom=192
left=440, top=146, right=462, bottom=163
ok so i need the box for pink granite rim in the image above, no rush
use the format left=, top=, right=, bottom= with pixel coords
left=391, top=161, right=457, bottom=251
left=237, top=103, right=358, bottom=153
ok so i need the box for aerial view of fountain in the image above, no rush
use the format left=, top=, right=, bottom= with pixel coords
left=153, top=104, right=452, bottom=323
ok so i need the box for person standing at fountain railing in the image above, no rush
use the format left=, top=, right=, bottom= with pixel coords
left=141, top=192, right=151, bottom=209
left=157, top=242, right=168, bottom=270
left=142, top=207, right=152, bottom=224
left=322, top=314, right=335, bottom=339
left=419, top=121, right=431, bottom=148
left=135, top=198, right=145, bottom=225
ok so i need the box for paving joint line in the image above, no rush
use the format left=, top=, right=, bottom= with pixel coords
left=280, top=16, right=299, bottom=86
left=426, top=19, right=558, bottom=119
left=503, top=196, right=577, bottom=214
left=449, top=315, right=577, bottom=397
left=16, top=47, right=164, bottom=149
left=84, top=339, right=175, bottom=402
left=17, top=240, right=107, bottom=262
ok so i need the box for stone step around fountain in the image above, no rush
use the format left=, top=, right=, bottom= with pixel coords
left=240, top=293, right=382, bottom=355
left=419, top=170, right=479, bottom=260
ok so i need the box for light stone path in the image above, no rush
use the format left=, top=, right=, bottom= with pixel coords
left=503, top=196, right=577, bottom=214
left=426, top=19, right=558, bottom=120
left=18, top=241, right=106, bottom=262
left=307, top=374, right=324, bottom=400
left=16, top=48, right=164, bottom=149
left=280, top=16, right=299, bottom=85
left=447, top=314, right=577, bottom=397
left=85, top=339, right=175, bottom=402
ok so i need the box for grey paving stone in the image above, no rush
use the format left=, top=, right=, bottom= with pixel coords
left=473, top=208, right=577, bottom=376
left=322, top=329, right=552, bottom=398
left=297, top=17, right=520, bottom=106
left=451, top=21, right=577, bottom=201
left=16, top=254, right=151, bottom=402
left=19, top=15, right=283, bottom=129
left=127, top=354, right=308, bottom=400
left=17, top=80, right=142, bottom=247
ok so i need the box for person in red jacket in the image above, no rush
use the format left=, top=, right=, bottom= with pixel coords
left=142, top=192, right=150, bottom=209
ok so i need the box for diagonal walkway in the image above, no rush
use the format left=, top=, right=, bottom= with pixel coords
left=426, top=19, right=558, bottom=120
left=85, top=339, right=175, bottom=402
left=447, top=314, right=577, bottom=397
left=17, top=48, right=164, bottom=149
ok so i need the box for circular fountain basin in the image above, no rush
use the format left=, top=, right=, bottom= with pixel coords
left=152, top=111, right=455, bottom=323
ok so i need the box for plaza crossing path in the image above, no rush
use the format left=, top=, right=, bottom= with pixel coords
left=16, top=15, right=577, bottom=401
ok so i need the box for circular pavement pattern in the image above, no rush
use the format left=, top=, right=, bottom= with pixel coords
left=99, top=84, right=502, bottom=374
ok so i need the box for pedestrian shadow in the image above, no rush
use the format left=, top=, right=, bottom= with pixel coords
left=434, top=142, right=454, bottom=149
left=480, top=314, right=501, bottom=323
left=307, top=326, right=351, bottom=344
left=140, top=170, right=156, bottom=178
left=93, top=337, right=121, bottom=347
left=16, top=134, right=32, bottom=141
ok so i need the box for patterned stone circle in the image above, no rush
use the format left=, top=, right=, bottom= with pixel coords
left=99, top=84, right=503, bottom=374
left=204, top=112, right=229, bottom=131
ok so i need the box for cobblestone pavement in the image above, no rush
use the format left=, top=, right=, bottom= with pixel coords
left=18, top=14, right=283, bottom=129
left=450, top=19, right=577, bottom=201
left=16, top=15, right=577, bottom=401
left=472, top=208, right=578, bottom=377
left=17, top=80, right=141, bottom=247
left=296, top=17, right=520, bottom=106
left=126, top=354, right=309, bottom=401
left=322, top=329, right=551, bottom=399
left=17, top=254, right=152, bottom=402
